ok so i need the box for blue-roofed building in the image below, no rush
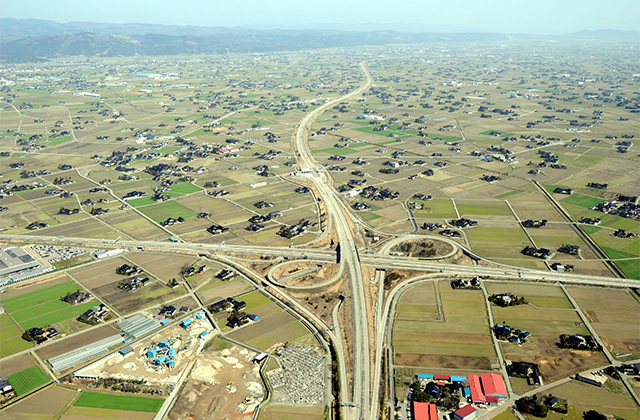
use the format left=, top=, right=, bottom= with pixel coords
left=181, top=318, right=192, bottom=329
left=463, top=387, right=471, bottom=397
left=168, top=347, right=177, bottom=357
left=417, top=373, right=434, bottom=380
left=167, top=360, right=175, bottom=368
left=451, top=375, right=466, bottom=382
left=158, top=341, right=170, bottom=348
left=147, top=349, right=157, bottom=358
left=155, top=355, right=166, bottom=365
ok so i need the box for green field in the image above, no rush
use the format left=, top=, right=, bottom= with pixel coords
left=73, top=391, right=164, bottom=412
left=8, top=365, right=50, bottom=395
left=561, top=194, right=603, bottom=209
left=168, top=182, right=202, bottom=196
left=3, top=288, right=99, bottom=330
left=1, top=281, right=100, bottom=330
left=0, top=315, right=33, bottom=358
left=136, top=200, right=197, bottom=223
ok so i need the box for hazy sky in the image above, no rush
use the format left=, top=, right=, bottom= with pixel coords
left=2, top=0, right=639, bottom=34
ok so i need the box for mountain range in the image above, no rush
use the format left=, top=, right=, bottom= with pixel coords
left=0, top=18, right=637, bottom=63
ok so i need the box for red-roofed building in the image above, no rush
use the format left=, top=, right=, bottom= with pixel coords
left=413, top=402, right=437, bottom=420
left=434, top=374, right=450, bottom=381
left=480, top=372, right=508, bottom=399
left=467, top=374, right=486, bottom=404
left=454, top=404, right=478, bottom=420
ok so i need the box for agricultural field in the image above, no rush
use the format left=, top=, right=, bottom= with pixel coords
left=73, top=390, right=164, bottom=412
left=567, top=287, right=640, bottom=359
left=1, top=386, right=78, bottom=419
left=259, top=404, right=326, bottom=420
left=485, top=282, right=608, bottom=382
left=0, top=278, right=99, bottom=333
left=538, top=381, right=639, bottom=420
left=7, top=365, right=51, bottom=395
left=225, top=290, right=314, bottom=351
left=393, top=281, right=497, bottom=371
left=0, top=313, right=33, bottom=358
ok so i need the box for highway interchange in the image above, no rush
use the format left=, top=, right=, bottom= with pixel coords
left=2, top=62, right=640, bottom=420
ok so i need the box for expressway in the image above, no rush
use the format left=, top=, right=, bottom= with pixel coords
left=292, top=61, right=374, bottom=420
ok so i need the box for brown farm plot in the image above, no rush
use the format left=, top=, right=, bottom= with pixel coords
left=393, top=281, right=497, bottom=370
left=568, top=286, right=640, bottom=359
left=2, top=385, right=77, bottom=419
left=0, top=353, right=36, bottom=376
left=260, top=404, right=326, bottom=420
left=125, top=252, right=199, bottom=283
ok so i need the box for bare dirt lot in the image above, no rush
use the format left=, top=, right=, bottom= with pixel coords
left=167, top=345, right=263, bottom=420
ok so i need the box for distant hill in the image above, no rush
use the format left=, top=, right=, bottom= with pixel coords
left=0, top=18, right=637, bottom=63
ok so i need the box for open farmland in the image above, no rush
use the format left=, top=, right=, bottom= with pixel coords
left=0, top=279, right=99, bottom=333
left=259, top=404, right=326, bottom=420
left=486, top=282, right=608, bottom=381
left=7, top=365, right=51, bottom=395
left=0, top=313, right=32, bottom=357
left=225, top=290, right=314, bottom=351
left=73, top=391, right=164, bottom=412
left=567, top=287, right=640, bottom=359
left=543, top=381, right=639, bottom=420
left=393, top=281, right=497, bottom=371
left=1, top=386, right=77, bottom=419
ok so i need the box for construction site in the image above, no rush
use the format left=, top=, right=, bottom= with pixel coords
left=74, top=313, right=213, bottom=387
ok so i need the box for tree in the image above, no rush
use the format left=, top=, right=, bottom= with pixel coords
left=583, top=411, right=607, bottom=420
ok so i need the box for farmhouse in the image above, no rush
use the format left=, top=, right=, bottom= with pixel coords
left=522, top=246, right=551, bottom=259
left=61, top=290, right=92, bottom=305
left=0, top=375, right=14, bottom=397
left=521, top=219, right=547, bottom=228
left=553, top=187, right=573, bottom=195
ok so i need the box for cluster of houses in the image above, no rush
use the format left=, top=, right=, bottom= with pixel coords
left=558, top=334, right=601, bottom=351
left=161, top=216, right=185, bottom=227
left=488, top=293, right=527, bottom=307
left=210, top=297, right=246, bottom=314
left=121, top=190, right=147, bottom=201
left=506, top=361, right=542, bottom=386
left=360, top=185, right=400, bottom=201
left=277, top=219, right=311, bottom=239
left=493, top=324, right=531, bottom=344
left=23, top=326, right=59, bottom=344
left=352, top=202, right=370, bottom=211
left=182, top=265, right=206, bottom=277
left=590, top=198, right=639, bottom=220
left=26, top=222, right=49, bottom=230
left=78, top=304, right=109, bottom=324
left=521, top=219, right=547, bottom=228
left=116, top=264, right=143, bottom=276
left=61, top=290, right=92, bottom=305
left=118, top=276, right=150, bottom=291
left=522, top=246, right=551, bottom=259
left=451, top=278, right=481, bottom=289
left=450, top=218, right=477, bottom=228
left=207, top=224, right=229, bottom=235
